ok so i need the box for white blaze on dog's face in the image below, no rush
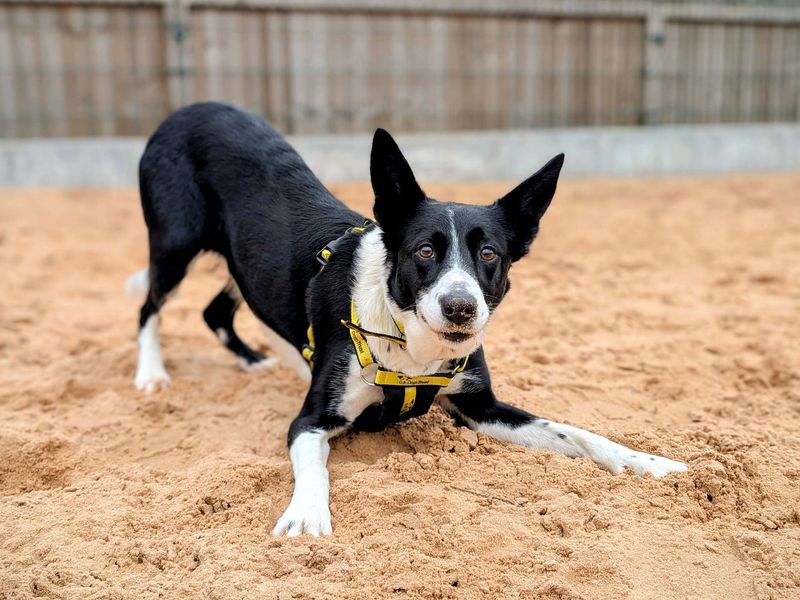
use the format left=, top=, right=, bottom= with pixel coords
left=370, top=129, right=564, bottom=364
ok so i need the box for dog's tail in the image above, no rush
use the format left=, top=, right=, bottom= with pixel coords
left=125, top=269, right=150, bottom=298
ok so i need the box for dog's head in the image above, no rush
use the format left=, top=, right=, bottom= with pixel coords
left=371, top=129, right=564, bottom=364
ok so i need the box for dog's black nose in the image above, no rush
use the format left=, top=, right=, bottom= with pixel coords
left=440, top=294, right=477, bottom=326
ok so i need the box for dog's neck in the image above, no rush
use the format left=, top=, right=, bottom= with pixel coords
left=351, top=228, right=449, bottom=376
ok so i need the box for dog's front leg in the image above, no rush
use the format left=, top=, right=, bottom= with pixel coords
left=272, top=405, right=346, bottom=537
left=440, top=391, right=686, bottom=477
left=440, top=359, right=687, bottom=477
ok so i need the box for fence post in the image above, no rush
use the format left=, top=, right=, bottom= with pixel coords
left=642, top=10, right=666, bottom=125
left=163, top=0, right=194, bottom=110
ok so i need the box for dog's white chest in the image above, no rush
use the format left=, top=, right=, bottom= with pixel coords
left=336, top=355, right=385, bottom=422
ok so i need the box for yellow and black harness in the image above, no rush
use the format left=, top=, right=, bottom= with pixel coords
left=302, top=219, right=468, bottom=428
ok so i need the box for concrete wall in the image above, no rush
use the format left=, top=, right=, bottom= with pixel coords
left=1, top=123, right=799, bottom=187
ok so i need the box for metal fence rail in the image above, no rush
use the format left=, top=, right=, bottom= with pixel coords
left=1, top=0, right=799, bottom=137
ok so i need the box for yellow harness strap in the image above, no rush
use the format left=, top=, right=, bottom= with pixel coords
left=305, top=219, right=373, bottom=368
left=344, top=301, right=468, bottom=389
left=301, top=325, right=315, bottom=367
left=341, top=300, right=407, bottom=368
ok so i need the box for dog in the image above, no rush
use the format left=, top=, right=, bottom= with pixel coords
left=129, top=102, right=687, bottom=537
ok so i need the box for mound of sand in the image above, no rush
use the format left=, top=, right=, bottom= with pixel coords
left=1, top=176, right=799, bottom=599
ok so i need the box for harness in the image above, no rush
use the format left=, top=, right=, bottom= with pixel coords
left=303, top=219, right=469, bottom=429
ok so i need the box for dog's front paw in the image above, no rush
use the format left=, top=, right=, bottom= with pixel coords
left=134, top=368, right=171, bottom=394
left=273, top=496, right=332, bottom=537
left=618, top=451, right=688, bottom=478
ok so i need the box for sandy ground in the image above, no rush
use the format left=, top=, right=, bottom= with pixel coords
left=1, top=175, right=799, bottom=600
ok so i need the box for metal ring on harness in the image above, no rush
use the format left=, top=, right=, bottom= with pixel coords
left=359, top=363, right=379, bottom=387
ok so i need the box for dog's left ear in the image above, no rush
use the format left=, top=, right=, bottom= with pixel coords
left=371, top=129, right=425, bottom=245
left=493, top=153, right=564, bottom=261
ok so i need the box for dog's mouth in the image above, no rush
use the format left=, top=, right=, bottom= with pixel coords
left=439, top=331, right=473, bottom=343
left=418, top=312, right=480, bottom=345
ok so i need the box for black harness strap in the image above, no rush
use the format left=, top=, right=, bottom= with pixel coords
left=351, top=385, right=442, bottom=431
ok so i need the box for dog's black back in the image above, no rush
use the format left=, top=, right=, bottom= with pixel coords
left=138, top=102, right=361, bottom=346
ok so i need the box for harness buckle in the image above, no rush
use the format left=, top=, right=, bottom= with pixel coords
left=316, top=247, right=333, bottom=265
left=301, top=343, right=315, bottom=367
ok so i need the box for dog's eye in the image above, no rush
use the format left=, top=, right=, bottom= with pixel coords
left=417, top=244, right=434, bottom=259
left=480, top=246, right=497, bottom=261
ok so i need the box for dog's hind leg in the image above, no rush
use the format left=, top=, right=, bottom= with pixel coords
left=203, top=279, right=276, bottom=371
left=134, top=246, right=197, bottom=392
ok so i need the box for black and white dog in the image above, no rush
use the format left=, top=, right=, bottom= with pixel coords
left=130, top=103, right=687, bottom=537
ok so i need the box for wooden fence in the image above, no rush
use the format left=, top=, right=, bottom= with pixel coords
left=1, top=0, right=799, bottom=137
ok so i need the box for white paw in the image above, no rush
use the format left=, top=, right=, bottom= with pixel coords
left=135, top=315, right=169, bottom=393
left=239, top=356, right=279, bottom=373
left=134, top=368, right=171, bottom=394
left=616, top=451, right=688, bottom=478
left=272, top=496, right=332, bottom=537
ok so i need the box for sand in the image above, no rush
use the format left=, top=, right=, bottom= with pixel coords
left=1, top=175, right=799, bottom=599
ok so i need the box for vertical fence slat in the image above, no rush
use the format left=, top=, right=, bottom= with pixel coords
left=588, top=19, right=604, bottom=125
left=110, top=8, right=132, bottom=134
left=789, top=27, right=800, bottom=121
left=631, top=20, right=646, bottom=124
left=202, top=9, right=222, bottom=101
left=139, top=8, right=168, bottom=134
left=723, top=23, right=741, bottom=123
left=88, top=7, right=115, bottom=135
left=444, top=14, right=462, bottom=130
left=37, top=7, right=66, bottom=136
left=386, top=14, right=406, bottom=133
left=514, top=18, right=532, bottom=128
left=537, top=18, right=554, bottom=127
left=767, top=25, right=783, bottom=121
left=754, top=25, right=771, bottom=122
left=12, top=6, right=42, bottom=136
left=618, top=21, right=634, bottom=124
left=191, top=8, right=208, bottom=102
left=265, top=10, right=290, bottom=131
left=488, top=17, right=505, bottom=130
left=241, top=10, right=262, bottom=114
left=677, top=22, right=692, bottom=123
left=681, top=24, right=702, bottom=123
left=739, top=24, right=755, bottom=122
left=427, top=15, right=447, bottom=132
left=0, top=6, right=16, bottom=137
left=412, top=14, right=430, bottom=132
left=227, top=10, right=246, bottom=108
left=322, top=13, right=342, bottom=133
left=459, top=16, right=478, bottom=130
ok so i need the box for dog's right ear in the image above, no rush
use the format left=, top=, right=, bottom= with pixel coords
left=370, top=129, right=425, bottom=243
